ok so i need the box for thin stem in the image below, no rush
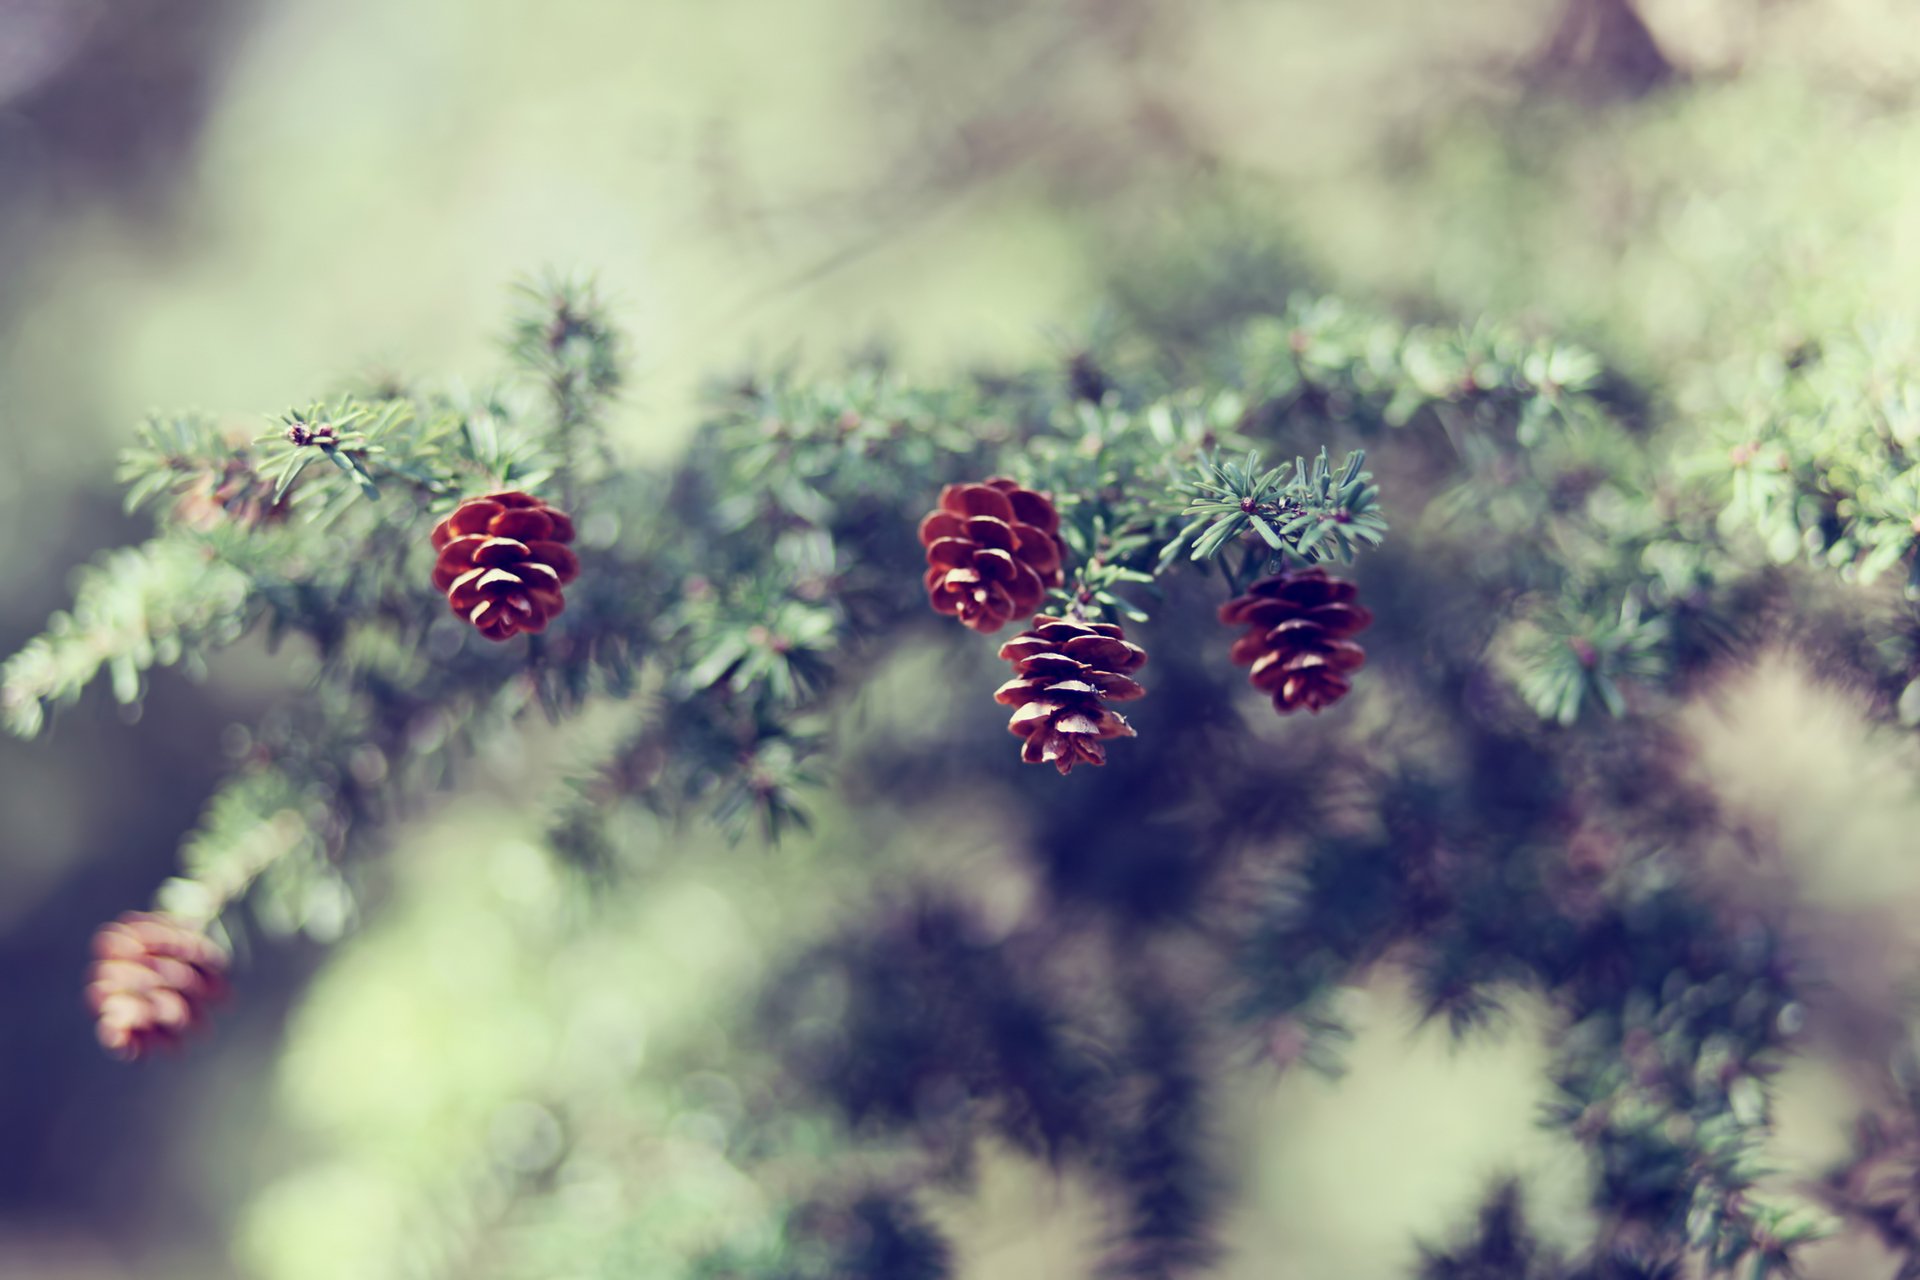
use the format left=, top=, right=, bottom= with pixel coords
left=184, top=806, right=310, bottom=927
left=552, top=369, right=584, bottom=511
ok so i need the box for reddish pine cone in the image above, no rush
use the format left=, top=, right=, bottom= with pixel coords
left=996, top=615, right=1146, bottom=774
left=431, top=491, right=580, bottom=641
left=919, top=478, right=1067, bottom=633
left=1220, top=567, right=1373, bottom=714
left=85, top=913, right=229, bottom=1061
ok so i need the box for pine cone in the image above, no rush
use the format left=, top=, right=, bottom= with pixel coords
left=431, top=491, right=580, bottom=641
left=85, top=912, right=229, bottom=1061
left=996, top=615, right=1146, bottom=774
left=919, top=479, right=1067, bottom=633
left=1826, top=1116, right=1920, bottom=1253
left=1066, top=350, right=1109, bottom=404
left=173, top=458, right=286, bottom=531
left=1220, top=566, right=1372, bottom=714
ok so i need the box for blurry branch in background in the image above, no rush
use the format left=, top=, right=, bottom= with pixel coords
left=1822, top=1097, right=1920, bottom=1278
left=692, top=0, right=1694, bottom=353
left=506, top=272, right=624, bottom=508
left=1527, top=0, right=1677, bottom=104
left=1418, top=1181, right=1579, bottom=1280
left=18, top=256, right=1920, bottom=1276
left=695, top=0, right=1219, bottom=332
left=0, top=537, right=250, bottom=738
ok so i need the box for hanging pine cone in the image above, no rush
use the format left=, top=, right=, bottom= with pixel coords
left=996, top=615, right=1146, bottom=774
left=431, top=491, right=580, bottom=641
left=919, top=478, right=1068, bottom=633
left=1220, top=566, right=1372, bottom=714
left=85, top=912, right=229, bottom=1061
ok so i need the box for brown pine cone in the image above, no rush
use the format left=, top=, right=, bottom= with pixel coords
left=173, top=458, right=287, bottom=531
left=996, top=615, right=1146, bottom=774
left=431, top=491, right=580, bottom=641
left=85, top=913, right=229, bottom=1061
left=1220, top=566, right=1372, bottom=714
left=919, top=478, right=1067, bottom=633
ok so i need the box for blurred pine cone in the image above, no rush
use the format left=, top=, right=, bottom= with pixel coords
left=85, top=912, right=229, bottom=1061
left=1220, top=566, right=1372, bottom=714
left=919, top=479, right=1067, bottom=633
left=172, top=458, right=286, bottom=531
left=1825, top=1114, right=1920, bottom=1254
left=431, top=491, right=580, bottom=640
left=996, top=615, right=1146, bottom=773
left=1066, top=350, right=1109, bottom=404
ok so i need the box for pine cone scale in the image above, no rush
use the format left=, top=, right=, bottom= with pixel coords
left=488, top=508, right=556, bottom=541
left=1061, top=635, right=1142, bottom=668
left=1016, top=536, right=1061, bottom=578
left=962, top=516, right=1015, bottom=550
left=946, top=483, right=1016, bottom=521
left=1016, top=652, right=1083, bottom=678
left=1005, top=489, right=1059, bottom=531
left=526, top=542, right=580, bottom=581
left=972, top=548, right=1021, bottom=580
left=917, top=511, right=966, bottom=543
left=436, top=499, right=505, bottom=544
left=924, top=537, right=975, bottom=568
left=1087, top=670, right=1146, bottom=698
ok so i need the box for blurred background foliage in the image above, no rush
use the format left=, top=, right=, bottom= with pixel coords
left=14, top=0, right=1920, bottom=1277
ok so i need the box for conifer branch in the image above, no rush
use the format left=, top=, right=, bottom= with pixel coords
left=1159, top=446, right=1386, bottom=571
left=1, top=538, right=252, bottom=737
left=25, top=271, right=1920, bottom=1279
left=508, top=273, right=623, bottom=509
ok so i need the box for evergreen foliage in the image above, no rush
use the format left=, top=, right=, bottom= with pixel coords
left=16, top=256, right=1920, bottom=1277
